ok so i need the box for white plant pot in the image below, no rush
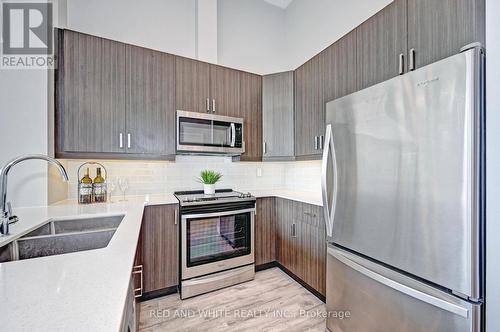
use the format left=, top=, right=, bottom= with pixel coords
left=204, top=184, right=216, bottom=195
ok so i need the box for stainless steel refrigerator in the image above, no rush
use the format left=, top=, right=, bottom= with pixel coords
left=321, top=45, right=485, bottom=332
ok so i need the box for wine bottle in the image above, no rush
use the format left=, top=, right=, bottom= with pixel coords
left=94, top=167, right=104, bottom=184
left=81, top=168, right=92, bottom=184
left=79, top=168, right=93, bottom=204
left=93, top=167, right=106, bottom=203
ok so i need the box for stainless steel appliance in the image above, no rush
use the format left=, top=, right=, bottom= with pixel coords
left=322, top=45, right=485, bottom=332
left=176, top=110, right=245, bottom=155
left=175, top=189, right=255, bottom=299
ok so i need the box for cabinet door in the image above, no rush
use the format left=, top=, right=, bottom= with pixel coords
left=407, top=0, right=485, bottom=69
left=299, top=203, right=327, bottom=296
left=277, top=198, right=301, bottom=276
left=142, top=204, right=179, bottom=293
left=57, top=30, right=126, bottom=154
left=126, top=45, right=176, bottom=156
left=294, top=56, right=324, bottom=159
left=175, top=56, right=211, bottom=113
left=255, top=197, right=276, bottom=266
left=262, top=71, right=294, bottom=160
left=210, top=65, right=241, bottom=116
left=323, top=30, right=357, bottom=104
left=239, top=72, right=263, bottom=162
left=356, top=0, right=407, bottom=90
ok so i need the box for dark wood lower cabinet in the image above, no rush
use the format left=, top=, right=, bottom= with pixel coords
left=137, top=204, right=179, bottom=297
left=132, top=199, right=324, bottom=302
left=255, top=197, right=276, bottom=266
left=275, top=198, right=326, bottom=298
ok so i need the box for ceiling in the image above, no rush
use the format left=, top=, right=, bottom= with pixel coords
left=263, top=0, right=294, bottom=9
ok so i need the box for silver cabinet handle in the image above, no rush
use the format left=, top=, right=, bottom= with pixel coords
left=320, top=135, right=324, bottom=149
left=328, top=247, right=469, bottom=318
left=314, top=136, right=319, bottom=150
left=409, top=48, right=415, bottom=71
left=291, top=223, right=297, bottom=238
left=399, top=53, right=404, bottom=75
left=119, top=133, right=123, bottom=148
left=263, top=141, right=267, bottom=154
left=321, top=124, right=337, bottom=237
left=212, top=99, right=216, bottom=113
left=127, top=133, right=131, bottom=149
left=132, top=265, right=143, bottom=298
left=174, top=208, right=178, bottom=225
left=206, top=98, right=210, bottom=112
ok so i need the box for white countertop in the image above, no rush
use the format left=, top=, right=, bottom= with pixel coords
left=246, top=189, right=323, bottom=206
left=0, top=198, right=151, bottom=332
left=0, top=189, right=320, bottom=331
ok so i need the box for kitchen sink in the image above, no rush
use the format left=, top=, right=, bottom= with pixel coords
left=0, top=215, right=124, bottom=263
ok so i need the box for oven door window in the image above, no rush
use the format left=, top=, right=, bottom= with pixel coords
left=187, top=212, right=251, bottom=267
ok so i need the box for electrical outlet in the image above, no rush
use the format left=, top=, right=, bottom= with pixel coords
left=256, top=168, right=262, bottom=177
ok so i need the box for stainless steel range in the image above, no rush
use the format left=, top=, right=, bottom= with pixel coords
left=175, top=189, right=255, bottom=299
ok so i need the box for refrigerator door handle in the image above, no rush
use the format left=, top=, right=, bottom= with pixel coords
left=321, top=124, right=337, bottom=237
left=327, top=247, right=470, bottom=319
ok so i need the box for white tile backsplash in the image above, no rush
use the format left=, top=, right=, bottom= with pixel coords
left=63, top=156, right=321, bottom=199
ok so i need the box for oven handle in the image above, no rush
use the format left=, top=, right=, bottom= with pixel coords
left=181, top=208, right=256, bottom=220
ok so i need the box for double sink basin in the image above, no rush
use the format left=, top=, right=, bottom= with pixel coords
left=0, top=214, right=124, bottom=263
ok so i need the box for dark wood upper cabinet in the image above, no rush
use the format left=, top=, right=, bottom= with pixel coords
left=262, top=71, right=295, bottom=161
left=255, top=197, right=276, bottom=266
left=141, top=204, right=179, bottom=293
left=56, top=29, right=126, bottom=155
left=294, top=55, right=325, bottom=159
left=407, top=0, right=485, bottom=69
left=323, top=30, right=357, bottom=103
left=239, top=72, right=263, bottom=161
left=356, top=0, right=407, bottom=90
left=210, top=65, right=241, bottom=116
left=126, top=45, right=176, bottom=157
left=175, top=56, right=211, bottom=113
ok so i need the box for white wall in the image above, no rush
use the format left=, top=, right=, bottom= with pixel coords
left=284, top=0, right=391, bottom=69
left=486, top=0, right=500, bottom=330
left=64, top=0, right=390, bottom=74
left=217, top=0, right=287, bottom=74
left=0, top=70, right=49, bottom=208
left=196, top=0, right=218, bottom=63
left=66, top=0, right=197, bottom=58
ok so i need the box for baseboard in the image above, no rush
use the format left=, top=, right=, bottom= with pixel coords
left=139, top=286, right=178, bottom=302
left=255, top=261, right=278, bottom=271
left=275, top=262, right=326, bottom=303
left=137, top=263, right=325, bottom=303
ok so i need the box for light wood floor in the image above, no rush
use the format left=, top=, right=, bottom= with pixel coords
left=139, top=267, right=326, bottom=332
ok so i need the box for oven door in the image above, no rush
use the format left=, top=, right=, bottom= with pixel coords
left=181, top=208, right=254, bottom=279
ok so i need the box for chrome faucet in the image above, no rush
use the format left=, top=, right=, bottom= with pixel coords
left=0, top=154, right=69, bottom=235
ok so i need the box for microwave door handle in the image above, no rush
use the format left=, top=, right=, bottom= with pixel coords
left=230, top=123, right=236, bottom=147
left=321, top=124, right=337, bottom=238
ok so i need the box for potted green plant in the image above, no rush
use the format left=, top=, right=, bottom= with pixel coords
left=197, top=170, right=222, bottom=195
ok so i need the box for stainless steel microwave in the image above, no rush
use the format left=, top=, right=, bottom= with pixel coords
left=176, top=110, right=245, bottom=155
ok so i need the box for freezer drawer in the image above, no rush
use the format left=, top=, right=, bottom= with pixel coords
left=326, top=247, right=481, bottom=332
